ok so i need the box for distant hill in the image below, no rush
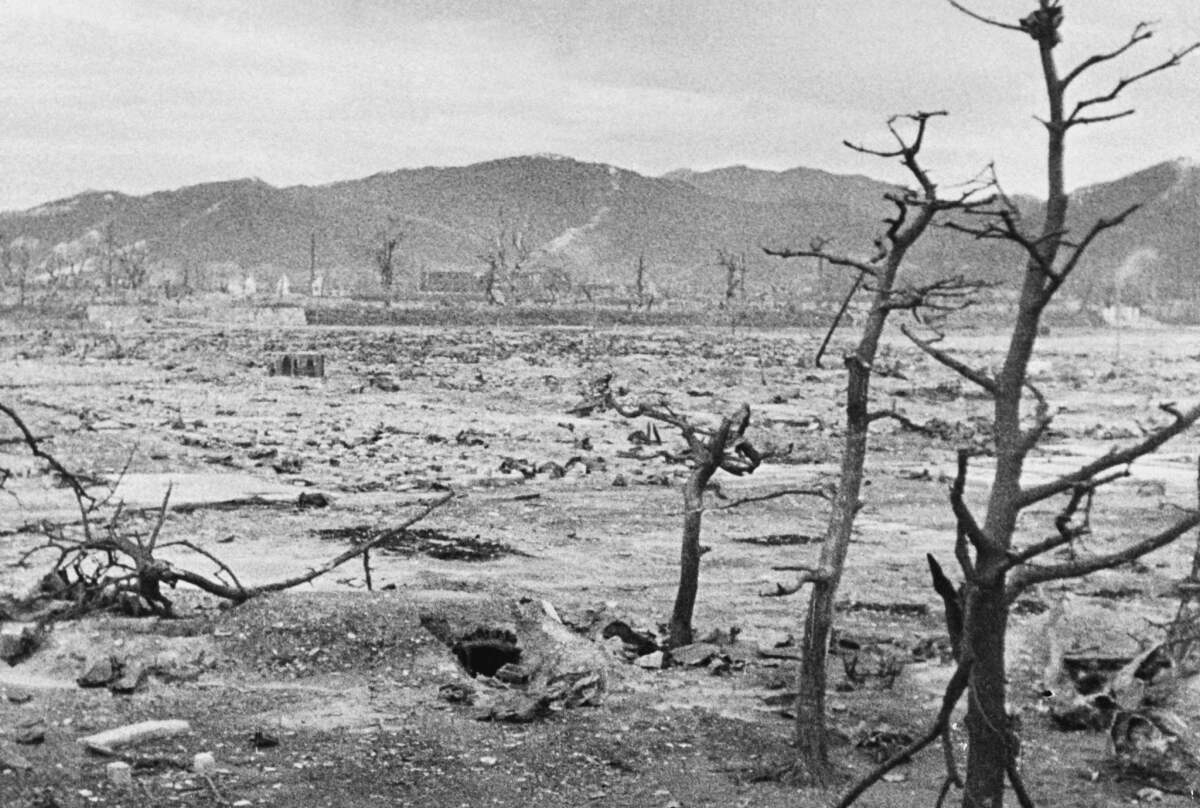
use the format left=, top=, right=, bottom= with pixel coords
left=1, top=154, right=1195, bottom=302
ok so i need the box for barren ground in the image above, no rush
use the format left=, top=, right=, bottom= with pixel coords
left=2, top=318, right=1198, bottom=807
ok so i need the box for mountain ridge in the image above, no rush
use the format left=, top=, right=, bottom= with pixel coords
left=2, top=154, right=1194, bottom=301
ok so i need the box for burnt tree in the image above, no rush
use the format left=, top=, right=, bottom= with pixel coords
left=762, top=111, right=992, bottom=785
left=588, top=376, right=762, bottom=646
left=836, top=3, right=1199, bottom=806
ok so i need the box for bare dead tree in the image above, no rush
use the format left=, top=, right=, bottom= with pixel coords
left=1, top=236, right=39, bottom=306
left=633, top=252, right=652, bottom=310
left=1, top=402, right=453, bottom=617
left=585, top=375, right=762, bottom=646
left=115, top=240, right=150, bottom=291
left=834, top=4, right=1200, bottom=806
left=477, top=211, right=534, bottom=306
left=760, top=111, right=994, bottom=786
left=715, top=248, right=747, bottom=308
left=373, top=219, right=405, bottom=307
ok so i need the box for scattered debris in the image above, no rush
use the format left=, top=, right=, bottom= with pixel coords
left=313, top=525, right=521, bottom=561
left=79, top=719, right=191, bottom=754
left=0, top=621, right=47, bottom=665
left=269, top=353, right=325, bottom=378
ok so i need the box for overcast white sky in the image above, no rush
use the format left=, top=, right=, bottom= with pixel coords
left=2, top=0, right=1198, bottom=211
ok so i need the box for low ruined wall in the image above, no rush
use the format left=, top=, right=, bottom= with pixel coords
left=86, top=304, right=307, bottom=328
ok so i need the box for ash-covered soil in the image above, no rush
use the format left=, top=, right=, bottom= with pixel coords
left=2, top=321, right=1199, bottom=807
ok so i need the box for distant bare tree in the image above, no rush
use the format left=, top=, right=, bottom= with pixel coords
left=373, top=219, right=405, bottom=306
left=477, top=211, right=533, bottom=305
left=1, top=236, right=40, bottom=305
left=716, top=248, right=747, bottom=307
left=115, top=240, right=150, bottom=291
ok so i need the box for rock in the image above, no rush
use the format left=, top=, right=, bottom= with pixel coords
left=107, top=761, right=133, bottom=786
left=0, top=743, right=33, bottom=771
left=600, top=620, right=659, bottom=657
left=297, top=491, right=331, bottom=508
left=251, top=729, right=279, bottom=749
left=14, top=718, right=46, bottom=745
left=437, top=682, right=476, bottom=705
left=0, top=622, right=46, bottom=665
left=192, top=752, right=216, bottom=773
left=494, top=663, right=531, bottom=685
left=611, top=474, right=628, bottom=487
left=5, top=688, right=33, bottom=704
left=109, top=660, right=147, bottom=694
left=669, top=642, right=721, bottom=667
left=478, top=694, right=551, bottom=723
left=77, top=656, right=120, bottom=688
left=1111, top=709, right=1200, bottom=791
left=635, top=651, right=665, bottom=670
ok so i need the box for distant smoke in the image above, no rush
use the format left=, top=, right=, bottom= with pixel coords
left=1113, top=247, right=1158, bottom=285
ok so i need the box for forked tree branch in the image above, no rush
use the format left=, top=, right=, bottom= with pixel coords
left=1010, top=509, right=1200, bottom=593
left=1061, top=21, right=1154, bottom=88
left=1067, top=42, right=1200, bottom=127
left=946, top=0, right=1024, bottom=33
left=834, top=659, right=972, bottom=808
left=900, top=325, right=997, bottom=395
left=1018, top=402, right=1200, bottom=507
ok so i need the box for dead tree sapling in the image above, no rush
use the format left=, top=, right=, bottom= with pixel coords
left=761, top=111, right=993, bottom=785
left=588, top=375, right=762, bottom=646
left=836, top=3, right=1200, bottom=806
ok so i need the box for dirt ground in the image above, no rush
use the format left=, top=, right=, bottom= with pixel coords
left=2, top=318, right=1199, bottom=807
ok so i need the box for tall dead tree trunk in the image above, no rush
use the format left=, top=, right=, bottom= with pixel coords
left=765, top=112, right=991, bottom=784
left=892, top=5, right=1200, bottom=805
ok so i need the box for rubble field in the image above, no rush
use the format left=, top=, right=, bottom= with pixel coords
left=2, top=320, right=1199, bottom=807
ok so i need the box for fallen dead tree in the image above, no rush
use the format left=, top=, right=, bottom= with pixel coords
left=1, top=401, right=453, bottom=619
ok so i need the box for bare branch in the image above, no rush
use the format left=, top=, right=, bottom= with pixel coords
left=868, top=409, right=938, bottom=437
left=950, top=450, right=995, bottom=556
left=1061, top=22, right=1154, bottom=88
left=702, top=485, right=833, bottom=514
left=239, top=493, right=456, bottom=598
left=0, top=402, right=96, bottom=541
left=901, top=325, right=997, bottom=395
left=1011, top=510, right=1200, bottom=593
left=760, top=564, right=828, bottom=598
left=1004, top=471, right=1127, bottom=571
left=1048, top=205, right=1141, bottom=294
left=762, top=246, right=879, bottom=279
left=1068, top=43, right=1200, bottom=126
left=1018, top=402, right=1200, bottom=507
left=946, top=0, right=1024, bottom=33
left=1016, top=381, right=1053, bottom=456
left=833, top=659, right=972, bottom=808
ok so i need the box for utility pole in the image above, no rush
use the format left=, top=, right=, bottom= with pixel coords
left=309, top=231, right=317, bottom=294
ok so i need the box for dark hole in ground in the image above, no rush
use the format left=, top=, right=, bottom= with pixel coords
left=451, top=628, right=522, bottom=678
left=312, top=525, right=523, bottom=561
left=731, top=533, right=822, bottom=546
